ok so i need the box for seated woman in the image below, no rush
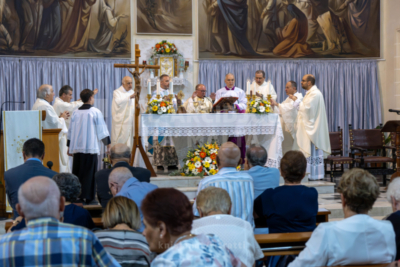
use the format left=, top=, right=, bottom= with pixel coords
left=10, top=173, right=95, bottom=231
left=385, top=177, right=400, bottom=260
left=289, top=168, right=396, bottom=266
left=95, top=196, right=154, bottom=267
left=253, top=151, right=318, bottom=233
left=141, top=188, right=243, bottom=267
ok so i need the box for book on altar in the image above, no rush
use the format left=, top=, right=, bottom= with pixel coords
left=212, top=97, right=238, bottom=112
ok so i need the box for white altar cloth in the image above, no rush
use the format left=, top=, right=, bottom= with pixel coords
left=140, top=113, right=284, bottom=168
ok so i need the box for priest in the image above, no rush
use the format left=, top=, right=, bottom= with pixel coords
left=183, top=84, right=213, bottom=113
left=270, top=81, right=303, bottom=155
left=32, top=84, right=69, bottom=172
left=68, top=89, right=110, bottom=204
left=111, top=76, right=135, bottom=148
left=150, top=74, right=179, bottom=108
left=293, top=74, right=331, bottom=180
left=250, top=70, right=277, bottom=100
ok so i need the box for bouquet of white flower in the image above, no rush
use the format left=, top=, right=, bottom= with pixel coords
left=148, top=99, right=175, bottom=114
left=248, top=99, right=272, bottom=114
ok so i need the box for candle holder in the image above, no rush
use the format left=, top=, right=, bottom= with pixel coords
left=156, top=94, right=161, bottom=99
left=252, top=95, right=256, bottom=101
left=246, top=95, right=251, bottom=113
left=267, top=94, right=272, bottom=103
left=169, top=94, right=176, bottom=113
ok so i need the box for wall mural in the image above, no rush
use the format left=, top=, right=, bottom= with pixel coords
left=137, top=0, right=192, bottom=35
left=0, top=0, right=130, bottom=58
left=198, top=0, right=380, bottom=59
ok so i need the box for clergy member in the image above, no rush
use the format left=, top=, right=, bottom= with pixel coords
left=68, top=89, right=110, bottom=204
left=293, top=74, right=331, bottom=180
left=150, top=74, right=179, bottom=108
left=250, top=70, right=277, bottom=100
left=271, top=81, right=303, bottom=154
left=32, top=84, right=69, bottom=172
left=183, top=84, right=213, bottom=113
left=111, top=76, right=135, bottom=148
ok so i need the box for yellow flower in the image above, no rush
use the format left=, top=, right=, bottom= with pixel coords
left=209, top=169, right=216, bottom=175
left=152, top=106, right=158, bottom=111
left=180, top=173, right=186, bottom=176
left=204, top=162, right=210, bottom=168
left=266, top=107, right=271, bottom=113
left=168, top=109, right=171, bottom=113
left=189, top=164, right=195, bottom=171
left=252, top=108, right=257, bottom=113
left=194, top=156, right=201, bottom=162
left=237, top=165, right=241, bottom=171
left=251, top=101, right=255, bottom=105
left=165, top=48, right=170, bottom=53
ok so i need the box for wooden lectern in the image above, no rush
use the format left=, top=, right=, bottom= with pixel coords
left=381, top=121, right=400, bottom=183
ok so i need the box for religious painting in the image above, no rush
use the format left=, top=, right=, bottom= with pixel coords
left=137, top=0, right=193, bottom=35
left=198, top=0, right=380, bottom=59
left=0, top=0, right=131, bottom=58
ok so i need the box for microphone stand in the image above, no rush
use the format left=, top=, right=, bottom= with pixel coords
left=0, top=101, right=26, bottom=131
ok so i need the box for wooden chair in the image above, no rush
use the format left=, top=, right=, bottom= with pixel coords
left=325, top=126, right=354, bottom=182
left=349, top=124, right=396, bottom=186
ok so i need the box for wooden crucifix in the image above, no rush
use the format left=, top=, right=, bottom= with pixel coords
left=114, top=44, right=160, bottom=177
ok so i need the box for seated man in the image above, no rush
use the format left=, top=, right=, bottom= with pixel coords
left=192, top=142, right=255, bottom=226
left=108, top=167, right=158, bottom=232
left=183, top=84, right=214, bottom=113
left=243, top=144, right=280, bottom=199
left=4, top=138, right=57, bottom=218
left=0, top=176, right=119, bottom=266
left=95, top=144, right=151, bottom=208
left=192, top=187, right=264, bottom=267
left=385, top=177, right=400, bottom=260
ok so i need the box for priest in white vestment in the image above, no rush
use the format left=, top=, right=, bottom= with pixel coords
left=293, top=75, right=331, bottom=180
left=250, top=70, right=277, bottom=101
left=32, top=84, right=69, bottom=172
left=271, top=81, right=303, bottom=155
left=183, top=84, right=213, bottom=113
left=111, top=76, right=135, bottom=148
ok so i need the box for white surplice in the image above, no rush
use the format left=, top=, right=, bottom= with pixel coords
left=32, top=98, right=69, bottom=172
left=250, top=80, right=277, bottom=100
left=293, top=85, right=331, bottom=180
left=111, top=86, right=135, bottom=148
left=183, top=97, right=213, bottom=113
left=215, top=87, right=247, bottom=111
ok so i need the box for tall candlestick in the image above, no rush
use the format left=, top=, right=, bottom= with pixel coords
left=169, top=79, right=174, bottom=95
left=246, top=79, right=251, bottom=95
left=147, top=78, right=151, bottom=95
left=268, top=79, right=271, bottom=95
left=156, top=78, right=160, bottom=95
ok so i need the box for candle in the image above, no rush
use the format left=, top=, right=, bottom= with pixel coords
left=156, top=78, right=160, bottom=95
left=169, top=79, right=174, bottom=95
left=268, top=79, right=271, bottom=94
left=246, top=79, right=250, bottom=95
left=147, top=78, right=151, bottom=95
left=150, top=70, right=154, bottom=79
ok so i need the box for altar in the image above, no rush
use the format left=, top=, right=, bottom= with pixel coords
left=140, top=113, right=284, bottom=169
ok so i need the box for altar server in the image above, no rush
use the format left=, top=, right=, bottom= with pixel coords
left=271, top=81, right=303, bottom=155
left=183, top=84, right=213, bottom=113
left=293, top=74, right=331, bottom=180
left=32, top=84, right=69, bottom=172
left=68, top=89, right=110, bottom=204
left=111, top=76, right=135, bottom=148
left=250, top=70, right=277, bottom=100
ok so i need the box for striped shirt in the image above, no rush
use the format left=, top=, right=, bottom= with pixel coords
left=193, top=167, right=255, bottom=226
left=0, top=217, right=120, bottom=267
left=95, top=230, right=154, bottom=267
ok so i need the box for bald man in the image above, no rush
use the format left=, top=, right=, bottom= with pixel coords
left=183, top=84, right=213, bottom=113
left=192, top=142, right=255, bottom=226
left=111, top=76, right=135, bottom=148
left=0, top=176, right=119, bottom=266
left=95, top=144, right=151, bottom=208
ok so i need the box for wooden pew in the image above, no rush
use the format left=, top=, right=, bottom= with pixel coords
left=326, top=264, right=397, bottom=267
left=255, top=232, right=312, bottom=257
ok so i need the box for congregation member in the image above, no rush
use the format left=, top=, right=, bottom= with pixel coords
left=289, top=168, right=396, bottom=266
left=254, top=151, right=318, bottom=233
left=243, top=144, right=280, bottom=199
left=0, top=176, right=120, bottom=266
left=386, top=177, right=400, bottom=260
left=250, top=70, right=277, bottom=100
left=111, top=76, right=135, bottom=148
left=271, top=81, right=304, bottom=154
left=96, top=144, right=151, bottom=208
left=108, top=167, right=158, bottom=232
left=192, top=187, right=264, bottom=267
left=141, top=188, right=243, bottom=266
left=183, top=84, right=213, bottom=113
left=68, top=89, right=110, bottom=204
left=32, top=84, right=69, bottom=172
left=10, top=173, right=95, bottom=231
left=193, top=142, right=255, bottom=226
left=4, top=138, right=57, bottom=219
left=96, top=196, right=154, bottom=266
left=293, top=74, right=331, bottom=180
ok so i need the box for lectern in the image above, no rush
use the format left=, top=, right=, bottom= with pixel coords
left=381, top=121, right=400, bottom=183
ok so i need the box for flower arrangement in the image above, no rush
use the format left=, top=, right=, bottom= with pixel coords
left=180, top=142, right=220, bottom=177
left=248, top=98, right=272, bottom=114
left=151, top=40, right=180, bottom=56
left=148, top=99, right=174, bottom=114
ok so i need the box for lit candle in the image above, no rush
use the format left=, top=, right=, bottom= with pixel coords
left=156, top=78, right=160, bottom=95
left=169, top=79, right=174, bottom=95
left=246, top=79, right=250, bottom=95
left=147, top=78, right=151, bottom=95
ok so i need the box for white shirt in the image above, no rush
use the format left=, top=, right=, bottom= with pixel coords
left=191, top=214, right=264, bottom=267
left=68, top=106, right=110, bottom=154
left=276, top=92, right=303, bottom=135
left=214, top=87, right=247, bottom=111
left=53, top=97, right=83, bottom=128
left=111, top=86, right=135, bottom=147
left=250, top=80, right=277, bottom=100
left=289, top=214, right=396, bottom=267
left=150, top=88, right=177, bottom=109
left=32, top=98, right=67, bottom=133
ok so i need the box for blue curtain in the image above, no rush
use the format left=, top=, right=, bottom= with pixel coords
left=0, top=57, right=131, bottom=169
left=199, top=59, right=382, bottom=154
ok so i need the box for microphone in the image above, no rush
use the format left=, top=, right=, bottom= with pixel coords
left=47, top=161, right=53, bottom=170
left=389, top=109, right=400, bottom=115
left=0, top=101, right=26, bottom=130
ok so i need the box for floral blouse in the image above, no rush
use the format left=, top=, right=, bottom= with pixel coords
left=151, top=234, right=242, bottom=267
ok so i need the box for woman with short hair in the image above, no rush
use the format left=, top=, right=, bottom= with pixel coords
left=385, top=177, right=400, bottom=260
left=289, top=168, right=396, bottom=266
left=95, top=196, right=153, bottom=267
left=141, top=188, right=243, bottom=267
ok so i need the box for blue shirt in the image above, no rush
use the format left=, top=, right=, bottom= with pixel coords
left=26, top=158, right=42, bottom=163
left=193, top=167, right=255, bottom=226
left=243, top=165, right=280, bottom=199
left=116, top=177, right=158, bottom=232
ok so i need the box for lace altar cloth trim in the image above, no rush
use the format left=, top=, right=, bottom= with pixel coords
left=142, top=126, right=276, bottom=137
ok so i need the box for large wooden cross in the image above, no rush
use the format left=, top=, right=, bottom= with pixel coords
left=114, top=44, right=160, bottom=177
